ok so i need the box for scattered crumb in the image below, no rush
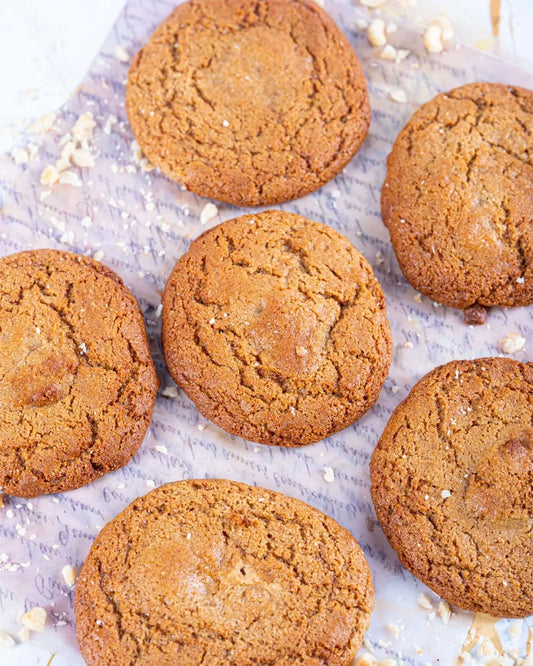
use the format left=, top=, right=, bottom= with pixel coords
left=438, top=600, right=451, bottom=624
left=61, top=565, right=76, bottom=587
left=403, top=341, right=413, bottom=348
left=0, top=630, right=15, bottom=650
left=28, top=112, right=56, bottom=134
left=145, top=480, right=155, bottom=488
left=359, top=0, right=385, bottom=7
left=222, top=119, right=230, bottom=127
left=417, top=592, right=433, bottom=610
left=17, top=626, right=30, bottom=643
left=114, top=45, right=130, bottom=63
left=430, top=16, right=454, bottom=41
left=387, top=622, right=402, bottom=639
left=58, top=170, right=82, bottom=187
left=386, top=22, right=398, bottom=34
left=162, top=386, right=179, bottom=399
left=155, top=445, right=168, bottom=454
left=323, top=466, right=335, bottom=483
left=40, top=165, right=60, bottom=186
left=81, top=216, right=92, bottom=228
left=368, top=19, right=387, bottom=47
left=354, top=653, right=377, bottom=666
left=103, top=114, right=118, bottom=135
left=156, top=303, right=163, bottom=317
left=11, top=147, right=29, bottom=164
left=423, top=24, right=444, bottom=54
left=72, top=112, right=96, bottom=143
left=391, top=385, right=400, bottom=394
left=200, top=202, right=218, bottom=225
left=380, top=45, right=397, bottom=61
left=413, top=292, right=422, bottom=303
left=500, top=333, right=526, bottom=354
left=21, top=607, right=47, bottom=632
left=441, top=489, right=451, bottom=499
left=396, top=48, right=410, bottom=63
left=516, top=276, right=525, bottom=284
left=380, top=660, right=398, bottom=666
left=414, top=645, right=423, bottom=655
left=93, top=250, right=105, bottom=262
left=389, top=89, right=407, bottom=104
left=355, top=19, right=369, bottom=30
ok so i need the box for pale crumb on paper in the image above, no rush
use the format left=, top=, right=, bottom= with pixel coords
left=72, top=147, right=95, bottom=168
left=386, top=22, right=397, bottom=34
left=72, top=112, right=96, bottom=143
left=414, top=645, right=423, bottom=655
left=396, top=49, right=410, bottom=63
left=359, top=0, right=385, bottom=7
left=114, top=45, right=130, bottom=63
left=145, top=479, right=155, bottom=488
left=0, top=630, right=15, bottom=650
left=21, top=607, right=47, bottom=632
left=355, top=19, right=369, bottom=30
left=441, top=489, right=451, bottom=499
left=156, top=303, right=163, bottom=317
left=500, top=333, right=526, bottom=354
left=438, top=600, right=451, bottom=624
left=430, top=16, right=454, bottom=41
left=61, top=565, right=76, bottom=587
left=508, top=621, right=521, bottom=638
left=423, top=24, right=444, bottom=54
left=368, top=19, right=387, bottom=47
left=391, top=385, right=400, bottom=394
left=375, top=251, right=385, bottom=265
left=40, top=165, right=60, bottom=186
left=403, top=340, right=413, bottom=348
left=28, top=112, right=56, bottom=134
left=58, top=170, right=82, bottom=187
left=417, top=592, right=433, bottom=610
left=81, top=216, right=92, bottom=228
left=162, top=386, right=179, bottom=399
left=387, top=622, right=402, bottom=639
left=380, top=660, right=397, bottom=666
left=11, top=147, right=29, bottom=164
left=479, top=637, right=497, bottom=657
left=17, top=626, right=30, bottom=642
left=380, top=45, right=397, bottom=61
left=103, top=114, right=118, bottom=135
left=389, top=89, right=406, bottom=104
left=200, top=202, right=218, bottom=225
left=155, top=445, right=168, bottom=455
left=353, top=653, right=377, bottom=666
left=413, top=292, right=422, bottom=303
left=93, top=250, right=104, bottom=262
left=323, top=466, right=335, bottom=483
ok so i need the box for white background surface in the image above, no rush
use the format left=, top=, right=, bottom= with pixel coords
left=0, top=0, right=533, bottom=148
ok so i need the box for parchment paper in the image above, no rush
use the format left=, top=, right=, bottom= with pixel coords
left=0, top=1, right=532, bottom=664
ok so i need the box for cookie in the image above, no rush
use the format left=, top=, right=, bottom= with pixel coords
left=381, top=82, right=533, bottom=323
left=126, top=0, right=370, bottom=206
left=0, top=249, right=159, bottom=497
left=75, top=478, right=373, bottom=665
left=161, top=210, right=392, bottom=446
left=370, top=357, right=533, bottom=617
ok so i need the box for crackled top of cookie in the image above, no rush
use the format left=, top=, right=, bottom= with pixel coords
left=0, top=250, right=159, bottom=497
left=382, top=82, right=533, bottom=312
left=75, top=479, right=373, bottom=665
left=371, top=357, right=533, bottom=617
left=125, top=0, right=370, bottom=206
left=162, top=211, right=392, bottom=446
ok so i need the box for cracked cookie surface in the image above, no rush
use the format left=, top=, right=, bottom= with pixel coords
left=75, top=478, right=373, bottom=665
left=370, top=357, right=533, bottom=617
left=125, top=0, right=370, bottom=206
left=0, top=249, right=159, bottom=497
left=161, top=210, right=392, bottom=447
left=382, top=82, right=533, bottom=318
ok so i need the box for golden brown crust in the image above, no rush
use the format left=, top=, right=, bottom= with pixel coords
left=75, top=478, right=374, bottom=665
left=0, top=249, right=159, bottom=497
left=370, top=357, right=533, bottom=617
left=382, top=82, right=533, bottom=315
left=161, top=210, right=392, bottom=446
left=125, top=0, right=370, bottom=206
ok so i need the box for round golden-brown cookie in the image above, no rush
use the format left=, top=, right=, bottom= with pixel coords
left=161, top=210, right=392, bottom=446
left=75, top=478, right=374, bottom=665
left=371, top=357, right=533, bottom=617
left=0, top=249, right=159, bottom=497
left=125, top=0, right=370, bottom=206
left=382, top=82, right=533, bottom=323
